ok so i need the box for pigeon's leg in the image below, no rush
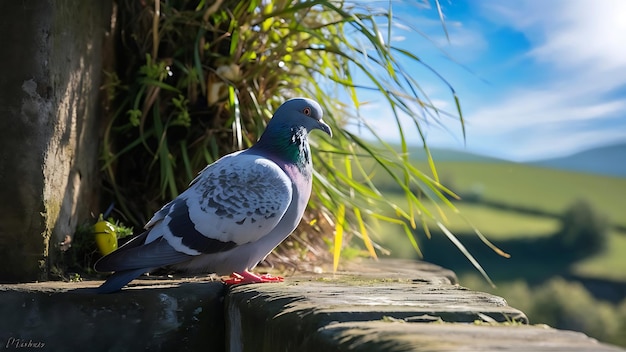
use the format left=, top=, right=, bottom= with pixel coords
left=223, top=271, right=284, bottom=285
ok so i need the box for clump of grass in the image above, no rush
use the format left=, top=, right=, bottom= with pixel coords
left=102, top=0, right=504, bottom=280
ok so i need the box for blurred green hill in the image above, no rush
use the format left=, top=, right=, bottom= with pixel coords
left=406, top=141, right=626, bottom=177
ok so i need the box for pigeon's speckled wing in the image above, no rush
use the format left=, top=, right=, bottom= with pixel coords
left=145, top=153, right=294, bottom=256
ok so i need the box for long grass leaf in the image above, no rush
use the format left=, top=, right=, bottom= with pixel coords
left=333, top=203, right=346, bottom=273
left=437, top=221, right=495, bottom=288
left=354, top=207, right=377, bottom=260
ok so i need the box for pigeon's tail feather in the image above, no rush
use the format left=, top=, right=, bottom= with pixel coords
left=96, top=268, right=151, bottom=294
left=94, top=233, right=190, bottom=272
left=94, top=231, right=149, bottom=272
left=94, top=229, right=191, bottom=293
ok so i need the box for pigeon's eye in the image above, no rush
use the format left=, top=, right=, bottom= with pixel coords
left=302, top=107, right=312, bottom=116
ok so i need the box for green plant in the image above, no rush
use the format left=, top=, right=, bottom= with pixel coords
left=105, top=216, right=135, bottom=240
left=102, top=0, right=505, bottom=279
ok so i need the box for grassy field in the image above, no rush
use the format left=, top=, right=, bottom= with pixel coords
left=420, top=161, right=626, bottom=227
left=371, top=160, right=626, bottom=282
left=572, top=233, right=626, bottom=281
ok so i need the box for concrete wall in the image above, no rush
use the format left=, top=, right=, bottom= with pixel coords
left=0, top=1, right=113, bottom=282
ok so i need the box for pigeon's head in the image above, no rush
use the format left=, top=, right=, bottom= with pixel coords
left=271, top=98, right=332, bottom=137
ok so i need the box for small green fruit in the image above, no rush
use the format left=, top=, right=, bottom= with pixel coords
left=93, top=220, right=118, bottom=255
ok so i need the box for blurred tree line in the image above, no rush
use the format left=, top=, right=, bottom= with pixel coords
left=462, top=274, right=626, bottom=347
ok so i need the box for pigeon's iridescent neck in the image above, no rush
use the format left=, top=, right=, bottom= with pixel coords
left=254, top=125, right=312, bottom=177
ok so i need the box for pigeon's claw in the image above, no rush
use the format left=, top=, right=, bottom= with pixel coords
left=223, top=271, right=284, bottom=285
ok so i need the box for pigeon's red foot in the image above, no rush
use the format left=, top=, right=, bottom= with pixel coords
left=223, top=271, right=284, bottom=285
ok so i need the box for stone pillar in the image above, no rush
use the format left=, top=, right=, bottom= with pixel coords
left=0, top=1, right=112, bottom=282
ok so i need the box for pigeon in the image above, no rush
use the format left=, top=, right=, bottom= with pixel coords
left=94, top=97, right=332, bottom=293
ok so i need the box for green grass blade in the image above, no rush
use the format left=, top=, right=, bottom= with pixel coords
left=437, top=221, right=496, bottom=288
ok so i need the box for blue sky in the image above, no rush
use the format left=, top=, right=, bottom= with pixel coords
left=350, top=0, right=626, bottom=161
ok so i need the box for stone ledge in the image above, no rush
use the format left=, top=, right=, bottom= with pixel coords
left=226, top=259, right=623, bottom=352
left=311, top=321, right=624, bottom=352
left=227, top=259, right=525, bottom=352
left=0, top=259, right=623, bottom=352
left=0, top=279, right=226, bottom=351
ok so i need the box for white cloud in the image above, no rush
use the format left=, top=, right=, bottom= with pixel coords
left=348, top=84, right=626, bottom=162
left=466, top=122, right=626, bottom=161
left=460, top=0, right=626, bottom=160
left=468, top=89, right=626, bottom=132
left=526, top=2, right=625, bottom=71
left=347, top=95, right=468, bottom=150
left=434, top=21, right=488, bottom=55
left=481, top=0, right=626, bottom=81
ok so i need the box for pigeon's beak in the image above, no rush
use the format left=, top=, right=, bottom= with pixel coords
left=318, top=120, right=332, bottom=137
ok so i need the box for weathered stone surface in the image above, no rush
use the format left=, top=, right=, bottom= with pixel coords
left=338, top=258, right=458, bottom=285
left=226, top=260, right=528, bottom=352
left=0, top=279, right=226, bottom=352
left=311, top=321, right=624, bottom=352
left=226, top=259, right=625, bottom=352
left=0, top=0, right=111, bottom=282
